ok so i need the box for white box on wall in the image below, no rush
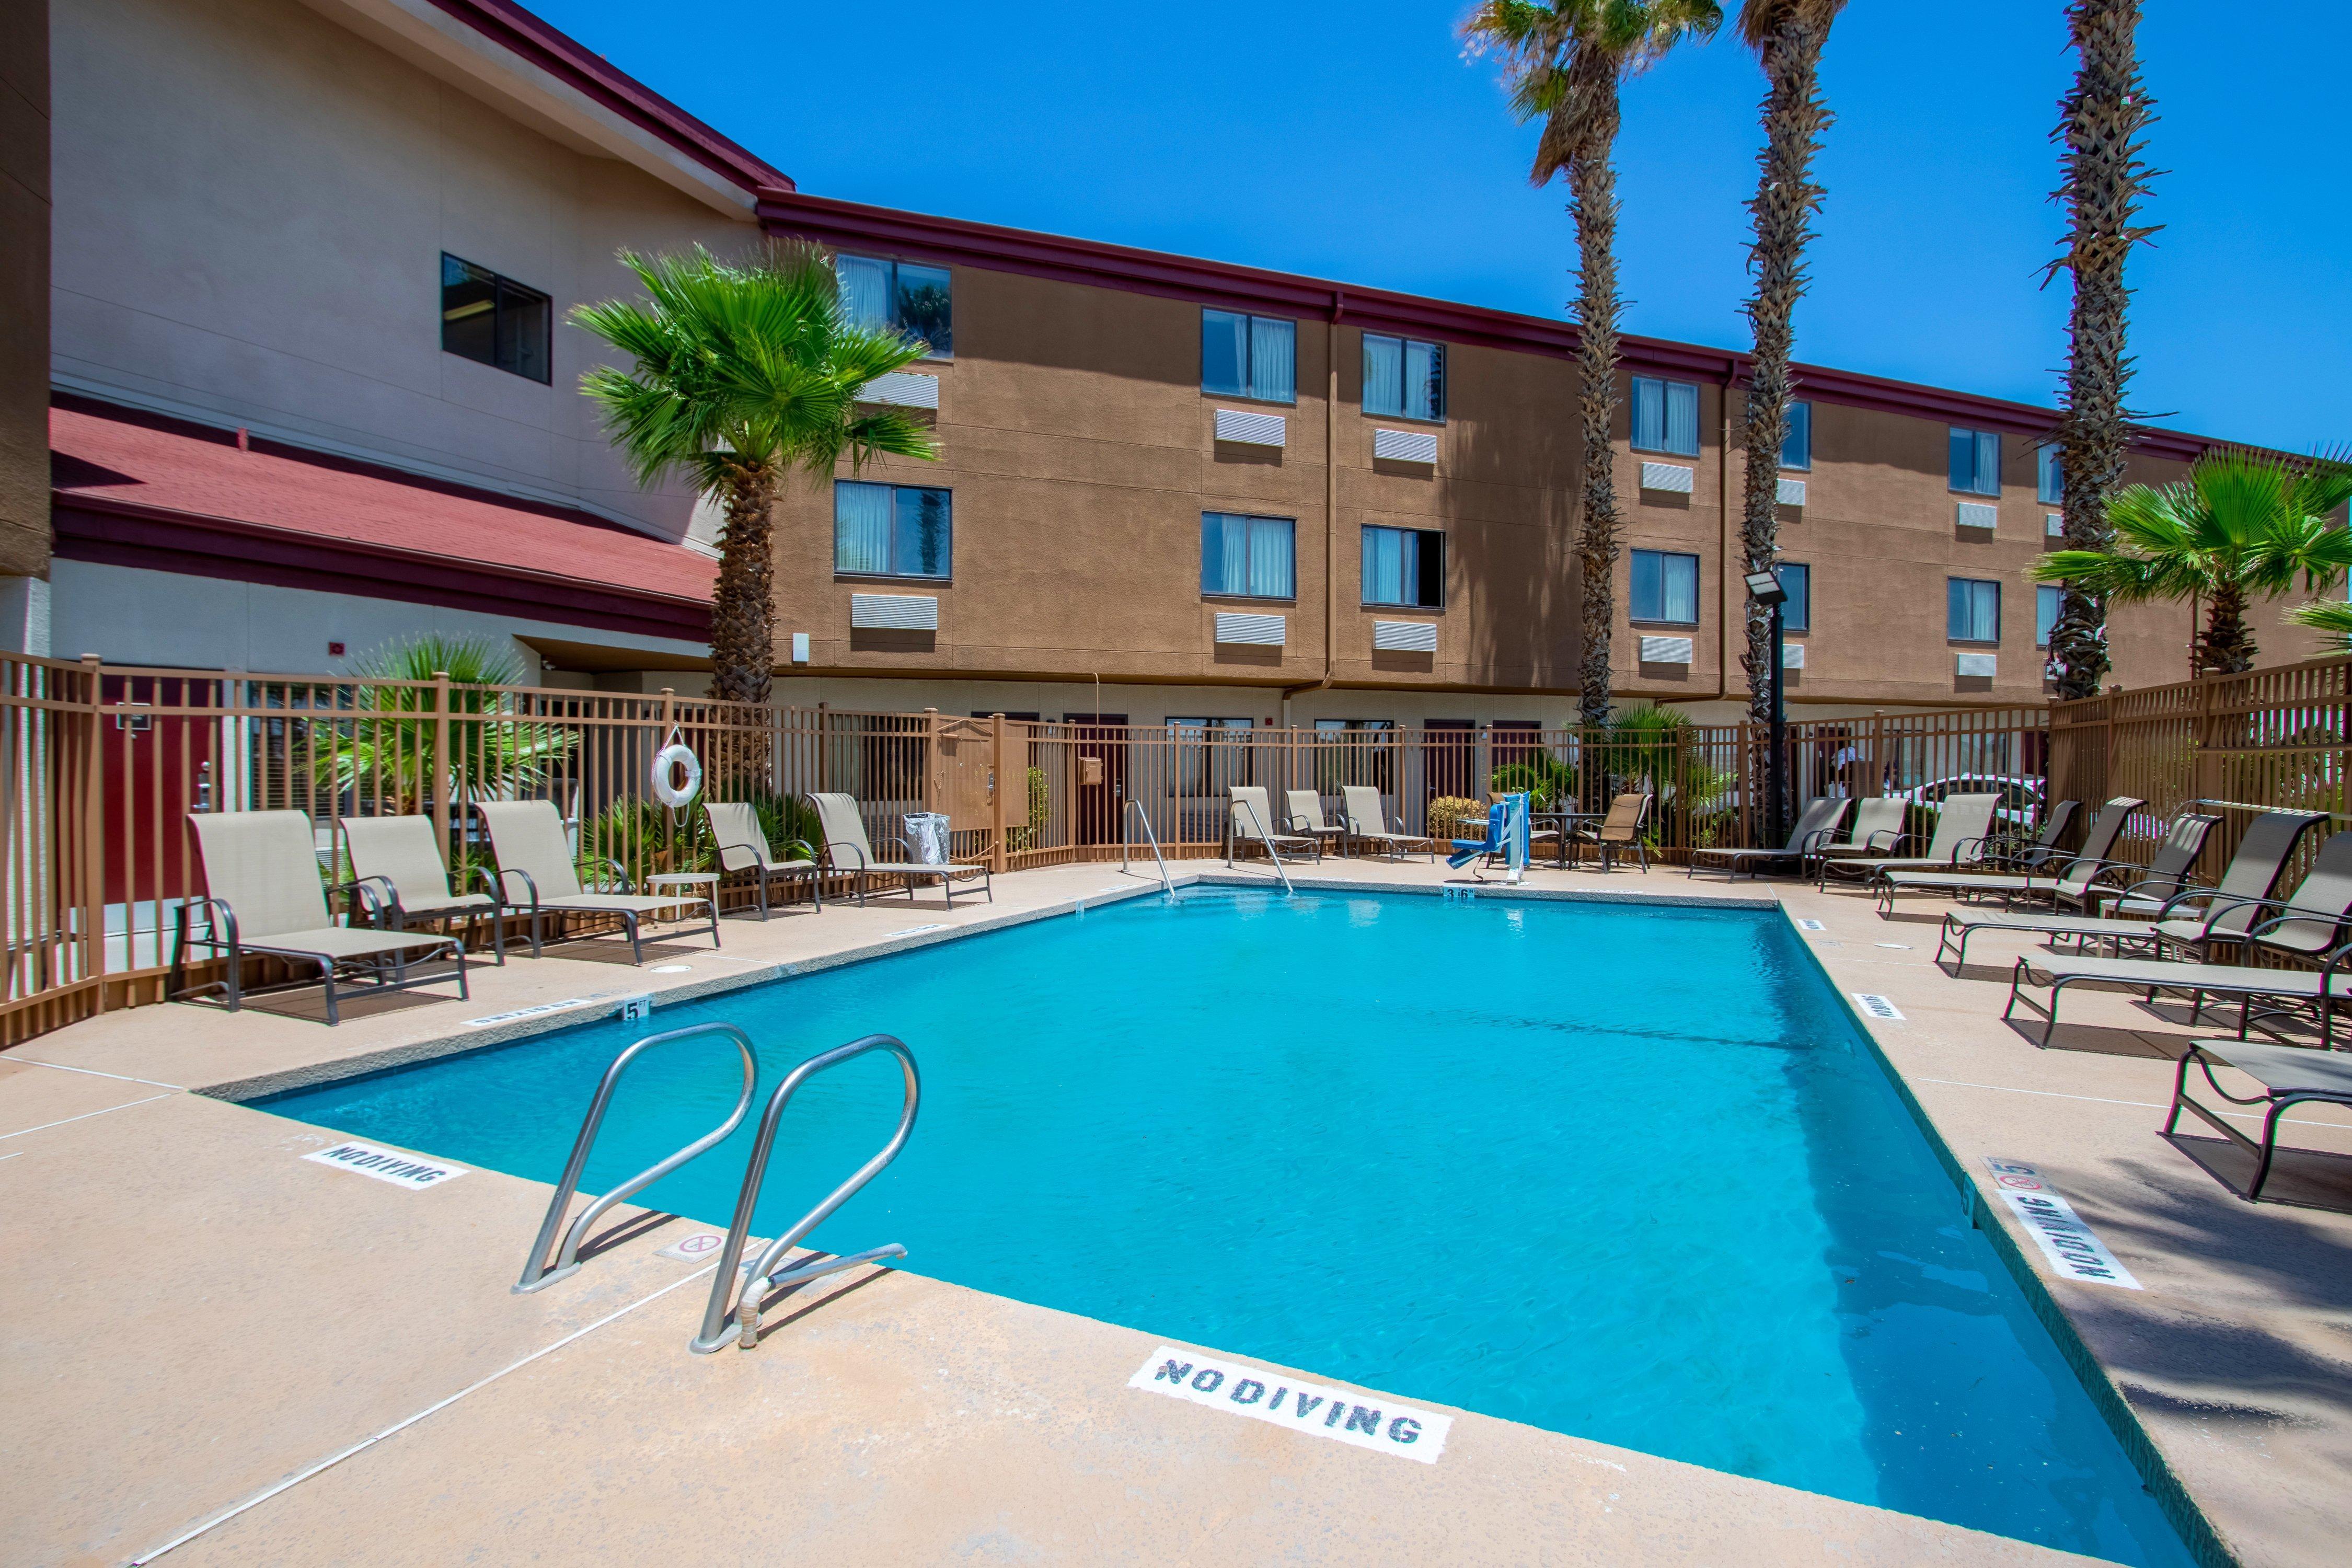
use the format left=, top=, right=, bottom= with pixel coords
left=1640, top=462, right=1696, bottom=495
left=1215, top=409, right=1286, bottom=447
left=2046, top=511, right=2065, bottom=538
left=859, top=372, right=939, bottom=409
left=1639, top=635, right=1694, bottom=664
left=1777, top=478, right=1807, bottom=507
left=1215, top=612, right=1287, bottom=647
left=850, top=594, right=939, bottom=631
left=1955, top=651, right=1998, bottom=678
left=1373, top=428, right=1438, bottom=465
left=790, top=631, right=810, bottom=663
left=1781, top=642, right=1806, bottom=670
left=1956, top=501, right=1999, bottom=532
left=1373, top=619, right=1438, bottom=653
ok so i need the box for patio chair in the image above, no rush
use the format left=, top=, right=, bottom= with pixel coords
left=1979, top=799, right=2081, bottom=873
left=1874, top=795, right=2148, bottom=917
left=2166, top=1039, right=2352, bottom=1201
left=1339, top=785, right=1436, bottom=862
left=1227, top=786, right=1320, bottom=866
left=1570, top=792, right=1651, bottom=873
left=1934, top=809, right=2317, bottom=968
left=706, top=801, right=822, bottom=920
left=1685, top=796, right=1849, bottom=881
left=475, top=799, right=720, bottom=963
left=1819, top=793, right=2000, bottom=891
left=2002, top=828, right=2352, bottom=1048
left=1284, top=790, right=1350, bottom=859
left=807, top=791, right=993, bottom=907
left=167, top=810, right=467, bottom=1025
left=339, top=814, right=505, bottom=964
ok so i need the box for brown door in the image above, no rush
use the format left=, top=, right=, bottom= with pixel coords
left=99, top=673, right=218, bottom=908
left=1063, top=713, right=1127, bottom=846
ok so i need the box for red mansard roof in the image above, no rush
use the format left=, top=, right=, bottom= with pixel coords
left=49, top=398, right=714, bottom=643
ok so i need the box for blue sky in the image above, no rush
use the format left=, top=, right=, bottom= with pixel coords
left=535, top=0, right=2347, bottom=449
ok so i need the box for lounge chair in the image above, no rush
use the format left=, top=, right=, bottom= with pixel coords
left=1284, top=790, right=1350, bottom=859
left=1339, top=785, right=1435, bottom=862
left=2166, top=1039, right=2352, bottom=1201
left=1980, top=799, right=2081, bottom=873
left=807, top=791, right=992, bottom=907
left=340, top=814, right=506, bottom=964
left=1809, top=797, right=1911, bottom=877
left=2002, top=829, right=2352, bottom=1048
left=167, top=810, right=467, bottom=1025
left=1228, top=786, right=1320, bottom=865
left=1875, top=794, right=2148, bottom=917
left=706, top=801, right=821, bottom=919
left=1571, top=792, right=1651, bottom=872
left=475, top=799, right=720, bottom=962
left=1934, top=809, right=2318, bottom=967
left=1686, top=796, right=1849, bottom=881
left=1819, top=792, right=1999, bottom=890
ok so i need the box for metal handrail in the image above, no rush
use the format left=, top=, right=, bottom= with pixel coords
left=515, top=1022, right=758, bottom=1294
left=1123, top=798, right=1174, bottom=894
left=690, top=1033, right=920, bottom=1354
left=1230, top=799, right=1296, bottom=896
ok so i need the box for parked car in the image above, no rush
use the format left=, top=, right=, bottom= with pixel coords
left=1895, top=774, right=2047, bottom=832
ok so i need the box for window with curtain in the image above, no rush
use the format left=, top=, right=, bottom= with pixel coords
left=1780, top=401, right=1812, bottom=470
left=1630, top=549, right=1700, bottom=624
left=1779, top=562, right=1811, bottom=631
left=1362, top=334, right=1445, bottom=421
left=1202, top=310, right=1296, bottom=403
left=1632, top=377, right=1701, bottom=456
left=2037, top=443, right=2064, bottom=504
left=440, top=255, right=550, bottom=383
left=834, top=253, right=953, bottom=356
left=1948, top=578, right=2001, bottom=642
left=1201, top=513, right=1295, bottom=598
left=1949, top=427, right=2001, bottom=495
left=1360, top=525, right=1444, bottom=607
left=835, top=481, right=952, bottom=578
left=2036, top=584, right=2064, bottom=648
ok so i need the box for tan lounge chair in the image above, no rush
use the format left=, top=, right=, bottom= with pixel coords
left=1340, top=785, right=1435, bottom=862
left=1820, top=792, right=1999, bottom=889
left=1284, top=790, right=1350, bottom=858
left=340, top=813, right=506, bottom=963
left=1811, top=797, right=1910, bottom=877
left=1686, top=796, right=1848, bottom=881
left=1876, top=795, right=2148, bottom=916
left=168, top=809, right=467, bottom=1025
left=475, top=799, right=719, bottom=963
left=1227, top=786, right=1320, bottom=866
left=1571, top=792, right=1651, bottom=873
left=707, top=801, right=820, bottom=919
left=808, top=791, right=992, bottom=907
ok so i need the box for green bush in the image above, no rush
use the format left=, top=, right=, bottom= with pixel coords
left=1489, top=756, right=1576, bottom=812
left=1426, top=795, right=1483, bottom=843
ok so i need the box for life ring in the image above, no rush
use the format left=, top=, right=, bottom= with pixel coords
left=651, top=742, right=702, bottom=808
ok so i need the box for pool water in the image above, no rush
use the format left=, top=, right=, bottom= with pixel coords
left=257, top=890, right=2190, bottom=1565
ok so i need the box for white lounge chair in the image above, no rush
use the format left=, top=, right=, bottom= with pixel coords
left=1284, top=790, right=1350, bottom=858
left=1227, top=786, right=1319, bottom=865
left=807, top=791, right=991, bottom=907
left=1810, top=797, right=1910, bottom=879
left=168, top=810, right=467, bottom=1025
left=1819, top=792, right=1999, bottom=890
left=475, top=799, right=719, bottom=963
left=340, top=813, right=506, bottom=963
left=707, top=800, right=820, bottom=919
left=1340, top=785, right=1435, bottom=861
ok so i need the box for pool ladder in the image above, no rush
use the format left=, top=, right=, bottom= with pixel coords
left=514, top=1024, right=921, bottom=1357
left=1121, top=798, right=1174, bottom=895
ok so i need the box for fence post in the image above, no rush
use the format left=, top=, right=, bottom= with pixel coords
left=78, top=655, right=104, bottom=1002
left=990, top=712, right=1008, bottom=873
left=430, top=670, right=452, bottom=864
left=1474, top=722, right=1492, bottom=801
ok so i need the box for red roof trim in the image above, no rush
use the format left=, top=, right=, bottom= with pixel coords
left=421, top=0, right=792, bottom=193
left=757, top=188, right=2218, bottom=463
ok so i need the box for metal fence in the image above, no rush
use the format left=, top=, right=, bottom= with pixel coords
left=0, top=649, right=2049, bottom=1045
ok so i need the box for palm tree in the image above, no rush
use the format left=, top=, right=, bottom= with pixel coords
left=334, top=634, right=574, bottom=815
left=1734, top=0, right=1844, bottom=734
left=2031, top=449, right=2352, bottom=676
left=572, top=244, right=939, bottom=708
left=2285, top=599, right=2352, bottom=653
left=2044, top=0, right=2160, bottom=700
left=1463, top=0, right=1723, bottom=727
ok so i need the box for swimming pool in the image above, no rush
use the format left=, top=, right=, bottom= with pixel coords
left=257, top=889, right=2189, bottom=1565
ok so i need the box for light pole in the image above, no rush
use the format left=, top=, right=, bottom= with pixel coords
left=1743, top=570, right=1788, bottom=847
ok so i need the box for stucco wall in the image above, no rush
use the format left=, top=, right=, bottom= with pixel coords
left=48, top=0, right=758, bottom=544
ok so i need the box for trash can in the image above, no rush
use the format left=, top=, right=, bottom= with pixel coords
left=903, top=812, right=950, bottom=866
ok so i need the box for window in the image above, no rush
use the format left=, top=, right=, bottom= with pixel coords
left=1780, top=400, right=1812, bottom=470
left=1363, top=334, right=1445, bottom=421
left=1778, top=563, right=1811, bottom=631
left=835, top=481, right=952, bottom=578
left=1361, top=525, right=1444, bottom=607
left=2037, top=443, right=2064, bottom=504
left=836, top=253, right=953, bottom=356
left=2036, top=584, right=2064, bottom=648
left=1203, top=310, right=1296, bottom=403
left=1171, top=717, right=1254, bottom=794
left=1630, top=549, right=1700, bottom=624
left=1313, top=718, right=1398, bottom=792
left=1949, top=426, right=2001, bottom=495
left=1948, top=578, right=2001, bottom=642
left=1201, top=512, right=1296, bottom=598
left=1632, top=377, right=1700, bottom=456
left=440, top=255, right=550, bottom=383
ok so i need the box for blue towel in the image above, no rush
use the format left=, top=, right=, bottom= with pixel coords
left=1448, top=794, right=1530, bottom=871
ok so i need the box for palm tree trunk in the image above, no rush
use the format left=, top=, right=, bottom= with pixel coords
left=2199, top=581, right=2256, bottom=675
left=1739, top=11, right=1834, bottom=731
left=709, top=460, right=778, bottom=708
left=1569, top=79, right=1624, bottom=730
left=2048, top=0, right=2157, bottom=701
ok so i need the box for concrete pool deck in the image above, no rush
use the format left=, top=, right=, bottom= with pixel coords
left=2, top=856, right=2346, bottom=1566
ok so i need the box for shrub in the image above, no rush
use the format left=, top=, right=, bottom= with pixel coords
left=1490, top=756, right=1576, bottom=812
left=1426, top=795, right=1482, bottom=843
